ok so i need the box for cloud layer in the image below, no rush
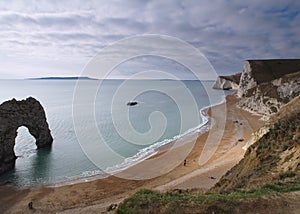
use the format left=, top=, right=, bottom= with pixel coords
left=0, top=0, right=300, bottom=78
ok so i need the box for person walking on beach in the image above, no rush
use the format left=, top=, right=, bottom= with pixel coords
left=28, top=201, right=33, bottom=210
left=184, top=159, right=187, bottom=166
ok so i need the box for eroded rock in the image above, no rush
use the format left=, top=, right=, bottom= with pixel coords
left=214, top=59, right=300, bottom=118
left=0, top=97, right=53, bottom=175
left=238, top=70, right=300, bottom=117
left=127, top=101, right=138, bottom=106
left=238, top=59, right=300, bottom=97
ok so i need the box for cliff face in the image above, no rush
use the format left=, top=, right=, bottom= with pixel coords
left=238, top=71, right=300, bottom=116
left=213, top=96, right=300, bottom=193
left=212, top=72, right=241, bottom=90
left=217, top=61, right=300, bottom=190
left=0, top=97, right=53, bottom=175
left=214, top=59, right=300, bottom=117
left=237, top=59, right=300, bottom=97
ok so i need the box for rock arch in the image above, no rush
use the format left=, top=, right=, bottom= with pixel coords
left=0, top=97, right=53, bottom=175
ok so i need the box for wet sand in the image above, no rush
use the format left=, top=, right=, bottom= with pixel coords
left=0, top=94, right=264, bottom=213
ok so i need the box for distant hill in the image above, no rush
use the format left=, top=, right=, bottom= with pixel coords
left=27, top=76, right=98, bottom=80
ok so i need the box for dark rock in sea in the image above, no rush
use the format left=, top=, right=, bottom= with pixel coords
left=0, top=97, right=53, bottom=175
left=127, top=101, right=138, bottom=106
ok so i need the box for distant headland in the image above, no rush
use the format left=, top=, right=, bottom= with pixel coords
left=27, top=76, right=98, bottom=80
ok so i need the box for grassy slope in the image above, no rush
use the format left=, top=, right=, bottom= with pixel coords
left=117, top=181, right=300, bottom=214
left=117, top=96, right=300, bottom=214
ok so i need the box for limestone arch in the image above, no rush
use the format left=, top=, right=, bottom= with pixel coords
left=0, top=97, right=53, bottom=174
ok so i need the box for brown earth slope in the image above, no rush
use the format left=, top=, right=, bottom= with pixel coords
left=213, top=96, right=300, bottom=193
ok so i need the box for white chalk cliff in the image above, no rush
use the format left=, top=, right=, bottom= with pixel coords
left=214, top=59, right=300, bottom=117
left=237, top=59, right=300, bottom=117
left=212, top=73, right=241, bottom=90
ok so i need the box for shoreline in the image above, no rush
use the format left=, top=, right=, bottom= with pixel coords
left=101, top=99, right=218, bottom=178
left=0, top=93, right=265, bottom=213
left=0, top=95, right=218, bottom=188
left=40, top=96, right=223, bottom=188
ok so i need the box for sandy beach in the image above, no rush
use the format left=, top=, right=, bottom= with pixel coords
left=0, top=94, right=264, bottom=213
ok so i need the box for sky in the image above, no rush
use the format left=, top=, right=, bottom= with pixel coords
left=0, top=0, right=300, bottom=79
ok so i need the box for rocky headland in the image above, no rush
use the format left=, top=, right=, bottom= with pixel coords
left=0, top=97, right=53, bottom=175
left=213, top=59, right=300, bottom=117
left=212, top=72, right=241, bottom=90
left=237, top=59, right=300, bottom=116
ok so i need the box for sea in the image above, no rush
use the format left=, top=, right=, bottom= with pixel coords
left=0, top=79, right=229, bottom=186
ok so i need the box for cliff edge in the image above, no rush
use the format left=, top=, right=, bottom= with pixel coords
left=0, top=97, right=53, bottom=175
left=237, top=59, right=300, bottom=116
left=237, top=59, right=300, bottom=97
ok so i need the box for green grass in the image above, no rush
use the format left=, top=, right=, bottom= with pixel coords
left=117, top=179, right=300, bottom=214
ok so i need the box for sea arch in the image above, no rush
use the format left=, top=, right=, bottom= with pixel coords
left=0, top=97, right=53, bottom=174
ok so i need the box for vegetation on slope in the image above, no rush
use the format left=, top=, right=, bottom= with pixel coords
left=117, top=180, right=300, bottom=214
left=214, top=96, right=300, bottom=193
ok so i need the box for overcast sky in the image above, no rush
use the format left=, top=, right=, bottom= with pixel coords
left=0, top=0, right=300, bottom=79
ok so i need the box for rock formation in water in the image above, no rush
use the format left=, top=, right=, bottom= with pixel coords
left=212, top=72, right=241, bottom=90
left=127, top=101, right=138, bottom=106
left=237, top=59, right=300, bottom=116
left=0, top=97, right=53, bottom=175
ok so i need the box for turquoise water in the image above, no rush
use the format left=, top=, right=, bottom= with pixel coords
left=0, top=79, right=227, bottom=186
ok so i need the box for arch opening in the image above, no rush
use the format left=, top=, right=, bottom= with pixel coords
left=14, top=126, right=37, bottom=158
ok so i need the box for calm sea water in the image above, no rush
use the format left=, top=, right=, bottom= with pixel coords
left=0, top=79, right=227, bottom=186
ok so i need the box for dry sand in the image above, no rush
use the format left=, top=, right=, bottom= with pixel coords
left=0, top=94, right=264, bottom=213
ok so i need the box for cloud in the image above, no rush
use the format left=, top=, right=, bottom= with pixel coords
left=0, top=0, right=300, bottom=78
